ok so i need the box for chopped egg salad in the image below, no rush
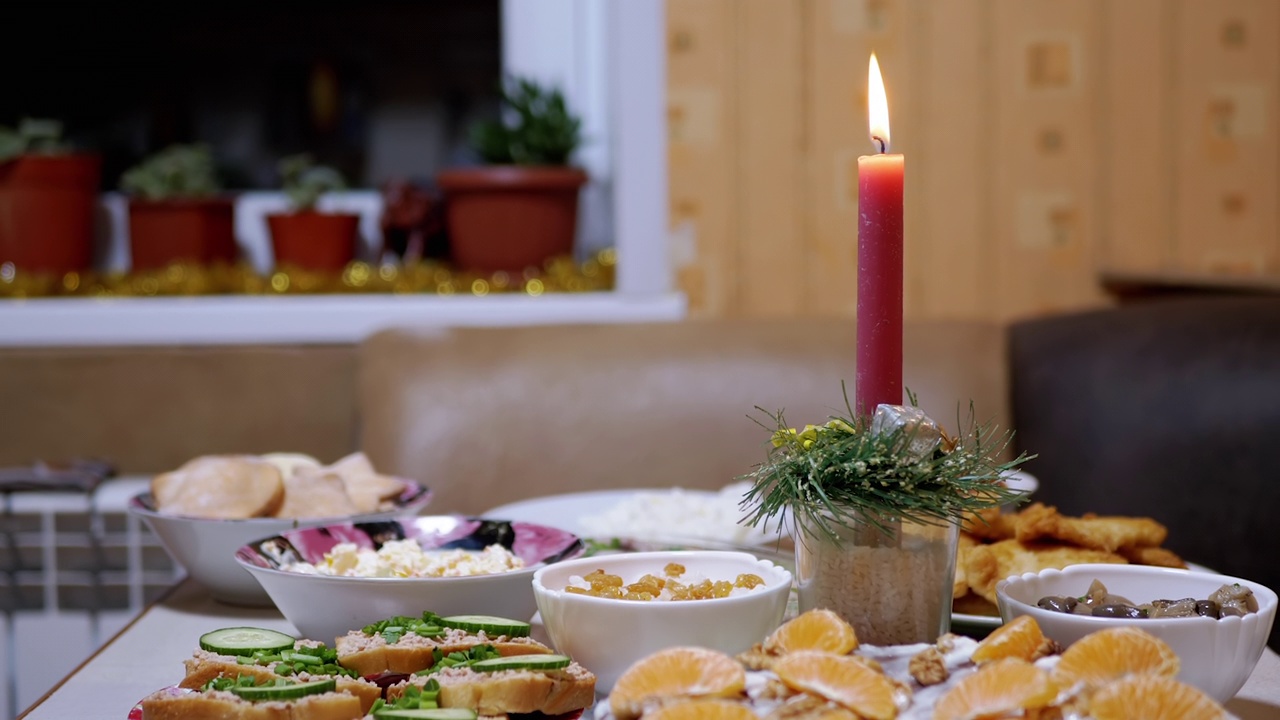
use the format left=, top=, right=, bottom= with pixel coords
left=284, top=539, right=525, bottom=578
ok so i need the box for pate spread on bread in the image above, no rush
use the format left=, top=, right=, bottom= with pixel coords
left=180, top=645, right=383, bottom=714
left=141, top=616, right=597, bottom=720
left=391, top=663, right=598, bottom=717
left=141, top=685, right=363, bottom=720
left=336, top=626, right=552, bottom=677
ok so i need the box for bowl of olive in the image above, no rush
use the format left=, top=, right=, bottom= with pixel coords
left=996, top=563, right=1276, bottom=702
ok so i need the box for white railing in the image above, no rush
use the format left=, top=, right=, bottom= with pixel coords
left=0, top=478, right=178, bottom=719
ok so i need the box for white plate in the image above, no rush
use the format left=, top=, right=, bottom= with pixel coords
left=483, top=484, right=786, bottom=547
left=953, top=561, right=1217, bottom=630
left=484, top=489, right=652, bottom=537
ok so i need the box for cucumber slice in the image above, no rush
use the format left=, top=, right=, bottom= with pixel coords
left=200, top=627, right=297, bottom=657
left=469, top=654, right=572, bottom=672
left=437, top=615, right=531, bottom=638
left=375, top=710, right=478, bottom=720
left=230, top=678, right=336, bottom=701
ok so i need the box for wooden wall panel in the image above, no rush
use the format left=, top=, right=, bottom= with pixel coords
left=802, top=0, right=870, bottom=317
left=1100, top=0, right=1173, bottom=273
left=991, top=0, right=1107, bottom=321
left=736, top=1, right=807, bottom=317
left=1172, top=0, right=1280, bottom=275
left=667, top=0, right=1280, bottom=323
left=667, top=0, right=737, bottom=316
left=911, top=0, right=992, bottom=319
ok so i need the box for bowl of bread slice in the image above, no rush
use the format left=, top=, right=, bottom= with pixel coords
left=128, top=451, right=431, bottom=606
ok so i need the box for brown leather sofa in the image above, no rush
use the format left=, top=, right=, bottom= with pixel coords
left=357, top=319, right=1010, bottom=514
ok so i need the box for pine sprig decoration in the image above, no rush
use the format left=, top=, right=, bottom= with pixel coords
left=741, top=387, right=1031, bottom=543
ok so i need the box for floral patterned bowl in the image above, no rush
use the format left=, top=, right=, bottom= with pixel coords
left=235, top=515, right=583, bottom=644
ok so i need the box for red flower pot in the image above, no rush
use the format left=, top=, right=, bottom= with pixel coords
left=0, top=154, right=101, bottom=275
left=128, top=197, right=238, bottom=271
left=436, top=166, right=587, bottom=274
left=267, top=211, right=360, bottom=272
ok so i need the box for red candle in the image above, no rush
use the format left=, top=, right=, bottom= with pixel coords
left=856, top=53, right=904, bottom=417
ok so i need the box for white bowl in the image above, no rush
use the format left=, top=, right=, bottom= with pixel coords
left=997, top=563, right=1277, bottom=702
left=128, top=482, right=432, bottom=606
left=236, top=515, right=584, bottom=644
left=532, top=550, right=792, bottom=692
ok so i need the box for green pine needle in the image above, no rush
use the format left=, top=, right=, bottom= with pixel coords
left=740, top=386, right=1032, bottom=543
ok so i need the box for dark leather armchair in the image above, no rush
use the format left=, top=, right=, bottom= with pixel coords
left=1009, top=296, right=1280, bottom=648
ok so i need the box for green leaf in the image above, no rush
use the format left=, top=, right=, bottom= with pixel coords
left=469, top=76, right=583, bottom=166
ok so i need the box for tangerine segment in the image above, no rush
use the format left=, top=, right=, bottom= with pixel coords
left=771, top=650, right=898, bottom=720
left=609, top=647, right=746, bottom=720
left=933, top=657, right=1058, bottom=720
left=763, top=609, right=859, bottom=655
left=1052, top=626, right=1179, bottom=690
left=971, top=615, right=1046, bottom=664
left=645, top=699, right=759, bottom=720
left=1088, top=675, right=1227, bottom=720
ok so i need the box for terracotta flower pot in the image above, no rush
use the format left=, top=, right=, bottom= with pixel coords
left=267, top=211, right=360, bottom=272
left=436, top=166, right=587, bottom=274
left=127, top=197, right=237, bottom=271
left=0, top=154, right=101, bottom=275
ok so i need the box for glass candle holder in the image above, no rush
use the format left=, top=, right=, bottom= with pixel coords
left=794, top=510, right=959, bottom=645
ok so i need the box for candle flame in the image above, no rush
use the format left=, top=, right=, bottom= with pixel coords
left=868, top=53, right=890, bottom=153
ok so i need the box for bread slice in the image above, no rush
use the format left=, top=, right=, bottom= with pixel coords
left=271, top=470, right=360, bottom=519
left=151, top=455, right=285, bottom=519
left=324, top=452, right=407, bottom=514
left=336, top=627, right=553, bottom=677
left=388, top=662, right=597, bottom=716
left=139, top=686, right=362, bottom=720
left=180, top=647, right=382, bottom=714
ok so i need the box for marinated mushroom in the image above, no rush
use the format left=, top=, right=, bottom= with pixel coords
left=1036, top=579, right=1258, bottom=620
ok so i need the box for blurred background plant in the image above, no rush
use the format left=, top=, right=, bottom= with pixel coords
left=278, top=153, right=347, bottom=211
left=0, top=118, right=69, bottom=162
left=120, top=144, right=221, bottom=200
left=470, top=76, right=582, bottom=166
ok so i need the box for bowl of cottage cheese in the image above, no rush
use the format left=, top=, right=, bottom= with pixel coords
left=234, top=514, right=583, bottom=642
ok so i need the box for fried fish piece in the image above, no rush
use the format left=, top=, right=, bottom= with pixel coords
left=960, top=507, right=1019, bottom=542
left=954, top=533, right=980, bottom=598
left=962, top=539, right=1128, bottom=605
left=1015, top=503, right=1168, bottom=553
left=1119, top=545, right=1187, bottom=569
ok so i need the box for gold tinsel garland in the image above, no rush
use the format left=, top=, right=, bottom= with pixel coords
left=0, top=250, right=615, bottom=299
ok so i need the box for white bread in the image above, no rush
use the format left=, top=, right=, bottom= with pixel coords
left=335, top=627, right=552, bottom=677
left=151, top=455, right=285, bottom=519
left=271, top=470, right=360, bottom=519
left=140, top=687, right=362, bottom=720
left=324, top=452, right=407, bottom=513
left=261, top=453, right=324, bottom=478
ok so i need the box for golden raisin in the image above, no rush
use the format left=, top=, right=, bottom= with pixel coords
left=735, top=573, right=764, bottom=589
left=583, top=569, right=623, bottom=588
left=664, top=563, right=686, bottom=577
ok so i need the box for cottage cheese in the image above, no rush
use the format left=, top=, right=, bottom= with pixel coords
left=285, top=540, right=524, bottom=578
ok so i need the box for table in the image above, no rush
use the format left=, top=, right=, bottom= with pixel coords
left=19, top=580, right=1280, bottom=719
